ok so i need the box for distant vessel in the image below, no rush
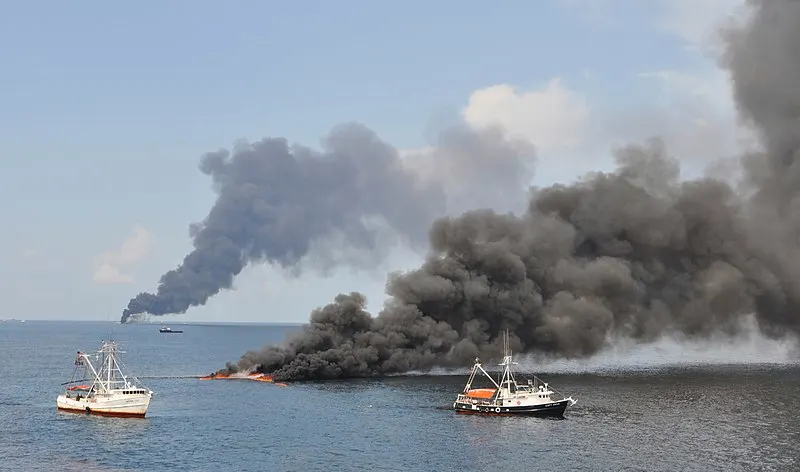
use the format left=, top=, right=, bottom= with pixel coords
left=56, top=341, right=154, bottom=418
left=158, top=327, right=183, bottom=333
left=452, top=331, right=577, bottom=417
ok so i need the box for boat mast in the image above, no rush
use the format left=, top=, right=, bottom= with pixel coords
left=100, top=341, right=130, bottom=390
left=107, top=343, right=112, bottom=387
left=497, top=329, right=518, bottom=394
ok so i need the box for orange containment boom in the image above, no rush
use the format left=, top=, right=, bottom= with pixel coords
left=466, top=388, right=496, bottom=399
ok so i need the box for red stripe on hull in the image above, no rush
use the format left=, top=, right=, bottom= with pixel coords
left=455, top=410, right=520, bottom=417
left=57, top=406, right=147, bottom=418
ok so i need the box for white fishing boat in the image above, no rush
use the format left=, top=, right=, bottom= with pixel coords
left=56, top=340, right=154, bottom=418
left=453, top=331, right=577, bottom=417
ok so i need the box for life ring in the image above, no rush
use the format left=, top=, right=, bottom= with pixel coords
left=495, top=407, right=501, bottom=413
left=85, top=406, right=91, bottom=414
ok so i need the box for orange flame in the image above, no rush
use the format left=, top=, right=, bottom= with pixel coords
left=199, top=372, right=288, bottom=387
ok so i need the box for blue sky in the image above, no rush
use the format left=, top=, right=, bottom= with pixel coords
left=0, top=0, right=750, bottom=321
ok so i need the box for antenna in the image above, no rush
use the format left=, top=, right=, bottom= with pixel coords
left=501, top=328, right=511, bottom=358
left=103, top=296, right=117, bottom=344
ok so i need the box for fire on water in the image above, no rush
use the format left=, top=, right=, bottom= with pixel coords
left=199, top=372, right=289, bottom=387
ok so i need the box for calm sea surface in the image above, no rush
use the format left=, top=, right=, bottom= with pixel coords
left=0, top=320, right=798, bottom=472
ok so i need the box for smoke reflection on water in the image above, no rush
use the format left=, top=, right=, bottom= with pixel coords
left=403, top=315, right=800, bottom=377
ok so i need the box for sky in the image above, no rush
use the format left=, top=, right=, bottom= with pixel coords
left=0, top=0, right=755, bottom=322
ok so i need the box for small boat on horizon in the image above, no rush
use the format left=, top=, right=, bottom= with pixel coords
left=158, top=327, right=183, bottom=333
left=452, top=331, right=577, bottom=417
left=56, top=340, right=154, bottom=418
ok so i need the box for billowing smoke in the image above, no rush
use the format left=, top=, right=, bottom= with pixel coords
left=216, top=0, right=800, bottom=381
left=122, top=123, right=534, bottom=322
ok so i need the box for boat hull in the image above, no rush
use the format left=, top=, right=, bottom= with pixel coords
left=453, top=398, right=572, bottom=418
left=56, top=394, right=151, bottom=418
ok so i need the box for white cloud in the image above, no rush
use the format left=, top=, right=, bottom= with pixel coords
left=92, top=225, right=153, bottom=284
left=92, top=263, right=134, bottom=284
left=462, top=79, right=590, bottom=154
left=20, top=248, right=38, bottom=259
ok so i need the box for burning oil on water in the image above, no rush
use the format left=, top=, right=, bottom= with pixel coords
left=199, top=372, right=289, bottom=387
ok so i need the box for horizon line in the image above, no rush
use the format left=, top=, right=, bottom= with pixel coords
left=0, top=318, right=306, bottom=325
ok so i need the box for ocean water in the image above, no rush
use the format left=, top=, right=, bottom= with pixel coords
left=1, top=320, right=798, bottom=472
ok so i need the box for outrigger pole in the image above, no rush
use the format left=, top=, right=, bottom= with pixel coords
left=462, top=357, right=502, bottom=393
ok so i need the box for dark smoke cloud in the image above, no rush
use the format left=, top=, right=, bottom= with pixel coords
left=723, top=0, right=800, bottom=210
left=122, top=123, right=534, bottom=322
left=217, top=0, right=800, bottom=380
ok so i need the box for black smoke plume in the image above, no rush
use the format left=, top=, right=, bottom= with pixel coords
left=122, top=123, right=534, bottom=322
left=217, top=0, right=800, bottom=381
